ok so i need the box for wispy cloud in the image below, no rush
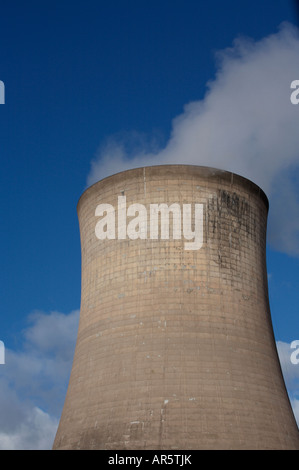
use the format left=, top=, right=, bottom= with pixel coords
left=87, top=22, right=299, bottom=256
left=0, top=309, right=79, bottom=450
left=276, top=340, right=299, bottom=426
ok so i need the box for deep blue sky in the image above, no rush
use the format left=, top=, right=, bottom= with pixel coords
left=0, top=1, right=299, bottom=448
left=0, top=1, right=297, bottom=339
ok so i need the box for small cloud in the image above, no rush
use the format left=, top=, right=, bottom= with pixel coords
left=0, top=309, right=79, bottom=450
left=0, top=407, right=58, bottom=450
left=290, top=398, right=299, bottom=427
left=276, top=340, right=299, bottom=426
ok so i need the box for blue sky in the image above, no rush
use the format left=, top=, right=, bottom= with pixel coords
left=0, top=0, right=299, bottom=449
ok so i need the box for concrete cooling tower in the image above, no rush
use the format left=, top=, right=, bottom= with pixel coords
left=53, top=165, right=299, bottom=450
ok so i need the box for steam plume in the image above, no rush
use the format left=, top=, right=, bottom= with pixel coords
left=87, top=22, right=299, bottom=256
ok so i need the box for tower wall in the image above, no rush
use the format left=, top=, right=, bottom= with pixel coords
left=53, top=165, right=299, bottom=450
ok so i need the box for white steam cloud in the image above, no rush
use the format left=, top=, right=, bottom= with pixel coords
left=87, top=22, right=299, bottom=256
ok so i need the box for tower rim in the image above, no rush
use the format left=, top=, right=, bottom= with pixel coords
left=77, top=164, right=269, bottom=212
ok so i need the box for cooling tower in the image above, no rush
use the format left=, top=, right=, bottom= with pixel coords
left=53, top=165, right=299, bottom=450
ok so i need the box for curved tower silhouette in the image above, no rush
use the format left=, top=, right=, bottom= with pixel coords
left=53, top=165, right=299, bottom=450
